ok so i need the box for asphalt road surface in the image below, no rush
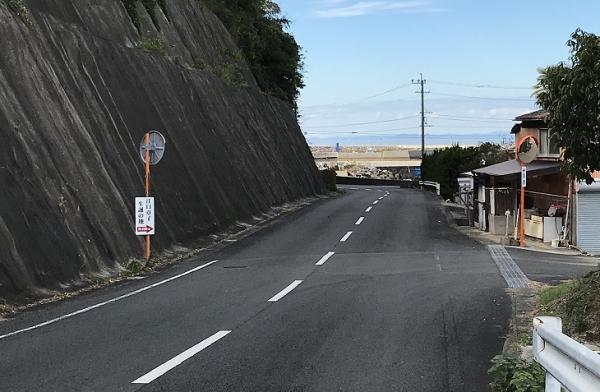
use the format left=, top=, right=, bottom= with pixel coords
left=507, top=247, right=599, bottom=285
left=0, top=186, right=511, bottom=391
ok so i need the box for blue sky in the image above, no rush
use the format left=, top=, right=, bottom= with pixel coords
left=276, top=0, right=600, bottom=146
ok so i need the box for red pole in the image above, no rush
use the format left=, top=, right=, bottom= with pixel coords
left=144, top=132, right=151, bottom=261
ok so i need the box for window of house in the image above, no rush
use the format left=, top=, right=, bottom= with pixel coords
left=539, top=128, right=560, bottom=155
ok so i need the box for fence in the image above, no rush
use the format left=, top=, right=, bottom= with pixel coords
left=419, top=181, right=441, bottom=196
left=533, top=316, right=600, bottom=392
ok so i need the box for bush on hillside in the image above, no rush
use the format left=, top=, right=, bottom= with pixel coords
left=539, top=269, right=600, bottom=342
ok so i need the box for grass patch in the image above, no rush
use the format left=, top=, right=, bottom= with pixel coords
left=191, top=49, right=248, bottom=87
left=539, top=269, right=600, bottom=342
left=539, top=281, right=576, bottom=306
left=488, top=354, right=545, bottom=392
left=135, top=38, right=167, bottom=55
left=2, top=0, right=33, bottom=26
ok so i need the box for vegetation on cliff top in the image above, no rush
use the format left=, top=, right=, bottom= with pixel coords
left=2, top=0, right=33, bottom=26
left=201, top=0, right=304, bottom=107
left=121, top=0, right=303, bottom=107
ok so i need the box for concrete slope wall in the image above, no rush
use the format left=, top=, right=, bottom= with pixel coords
left=0, top=0, right=322, bottom=299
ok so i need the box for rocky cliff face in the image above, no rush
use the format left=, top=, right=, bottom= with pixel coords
left=0, top=0, right=322, bottom=300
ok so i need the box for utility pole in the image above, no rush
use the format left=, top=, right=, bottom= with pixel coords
left=412, top=73, right=427, bottom=158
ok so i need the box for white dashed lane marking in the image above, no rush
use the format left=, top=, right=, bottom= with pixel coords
left=365, top=207, right=372, bottom=213
left=132, top=330, right=231, bottom=384
left=316, top=252, right=335, bottom=266
left=0, top=260, right=220, bottom=341
left=355, top=217, right=365, bottom=225
left=340, top=231, right=353, bottom=242
left=268, top=280, right=303, bottom=302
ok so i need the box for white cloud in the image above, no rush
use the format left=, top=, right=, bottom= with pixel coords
left=314, top=1, right=446, bottom=18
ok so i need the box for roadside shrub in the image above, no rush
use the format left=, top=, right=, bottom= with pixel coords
left=320, top=169, right=337, bottom=192
left=126, top=259, right=144, bottom=274
left=488, top=354, right=544, bottom=392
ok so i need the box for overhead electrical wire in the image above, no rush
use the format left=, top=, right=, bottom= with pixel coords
left=434, top=114, right=515, bottom=121
left=302, top=83, right=413, bottom=109
left=304, top=126, right=419, bottom=135
left=429, top=92, right=535, bottom=102
left=301, top=78, right=534, bottom=139
left=430, top=117, right=513, bottom=123
left=304, top=124, right=507, bottom=136
left=304, top=115, right=419, bottom=129
left=429, top=80, right=532, bottom=90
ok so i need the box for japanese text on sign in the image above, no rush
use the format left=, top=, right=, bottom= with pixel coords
left=135, top=197, right=155, bottom=236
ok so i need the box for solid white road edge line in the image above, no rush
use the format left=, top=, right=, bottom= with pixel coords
left=355, top=217, right=365, bottom=225
left=268, top=280, right=303, bottom=302
left=340, top=231, right=353, bottom=242
left=132, top=330, right=231, bottom=384
left=0, top=260, right=220, bottom=341
left=365, top=207, right=372, bottom=213
left=316, top=251, right=335, bottom=266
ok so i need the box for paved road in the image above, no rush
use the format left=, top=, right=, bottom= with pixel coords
left=0, top=186, right=510, bottom=391
left=507, top=247, right=599, bottom=285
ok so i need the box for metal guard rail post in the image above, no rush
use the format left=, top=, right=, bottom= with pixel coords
left=533, top=316, right=600, bottom=392
left=419, top=181, right=441, bottom=196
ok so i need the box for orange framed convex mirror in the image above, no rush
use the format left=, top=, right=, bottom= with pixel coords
left=516, top=135, right=539, bottom=164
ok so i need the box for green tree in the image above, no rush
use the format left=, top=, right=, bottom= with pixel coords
left=202, top=0, right=304, bottom=107
left=536, top=29, right=600, bottom=184
left=422, top=143, right=510, bottom=199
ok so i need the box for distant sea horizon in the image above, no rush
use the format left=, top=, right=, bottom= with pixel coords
left=306, top=132, right=512, bottom=148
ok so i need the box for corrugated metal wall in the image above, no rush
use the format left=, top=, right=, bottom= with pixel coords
left=576, top=185, right=600, bottom=255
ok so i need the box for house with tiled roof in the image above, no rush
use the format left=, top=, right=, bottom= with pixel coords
left=472, top=109, right=600, bottom=255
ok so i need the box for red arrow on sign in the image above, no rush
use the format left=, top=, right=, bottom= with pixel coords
left=137, top=225, right=154, bottom=233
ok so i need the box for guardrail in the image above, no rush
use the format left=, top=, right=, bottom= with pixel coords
left=336, top=177, right=416, bottom=188
left=533, top=316, right=600, bottom=392
left=419, top=181, right=441, bottom=196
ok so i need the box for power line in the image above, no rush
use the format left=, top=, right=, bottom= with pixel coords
left=303, top=115, right=419, bottom=129
left=430, top=92, right=535, bottom=102
left=302, top=83, right=412, bottom=109
left=360, top=83, right=412, bottom=100
left=434, top=114, right=515, bottom=121
left=431, top=117, right=513, bottom=124
left=427, top=124, right=510, bottom=129
left=429, top=80, right=532, bottom=90
left=304, top=126, right=419, bottom=135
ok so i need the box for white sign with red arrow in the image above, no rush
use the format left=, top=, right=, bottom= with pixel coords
left=135, top=197, right=155, bottom=236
